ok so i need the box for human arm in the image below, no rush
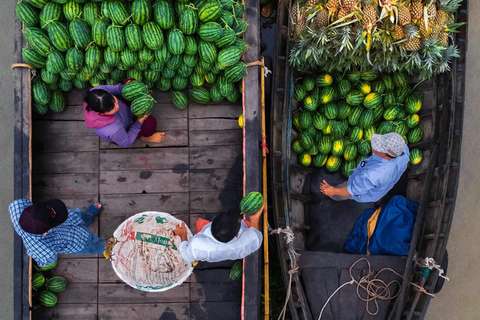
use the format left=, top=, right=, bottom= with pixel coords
left=319, top=180, right=351, bottom=197
left=245, top=204, right=264, bottom=230
left=174, top=223, right=188, bottom=242
left=106, top=122, right=143, bottom=147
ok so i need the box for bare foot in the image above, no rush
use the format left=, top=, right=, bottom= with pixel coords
left=140, top=132, right=165, bottom=143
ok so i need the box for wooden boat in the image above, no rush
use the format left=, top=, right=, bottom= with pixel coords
left=269, top=1, right=468, bottom=319
left=12, top=0, right=263, bottom=319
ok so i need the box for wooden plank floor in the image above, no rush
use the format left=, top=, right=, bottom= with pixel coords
left=32, top=89, right=243, bottom=320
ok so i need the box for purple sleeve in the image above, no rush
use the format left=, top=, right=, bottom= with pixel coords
left=92, top=84, right=124, bottom=98
left=108, top=121, right=142, bottom=147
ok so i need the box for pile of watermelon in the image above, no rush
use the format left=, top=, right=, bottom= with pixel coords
left=292, top=71, right=424, bottom=177
left=32, top=260, right=67, bottom=307
left=17, top=0, right=249, bottom=114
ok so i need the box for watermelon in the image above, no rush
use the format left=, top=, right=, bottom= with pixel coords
left=337, top=80, right=351, bottom=97
left=45, top=276, right=67, bottom=293
left=346, top=90, right=364, bottom=106
left=218, top=76, right=234, bottom=97
left=154, top=46, right=171, bottom=64
left=324, top=102, right=338, bottom=120
left=364, top=126, right=375, bottom=140
left=405, top=92, right=423, bottom=114
left=16, top=2, right=39, bottom=27
left=33, top=80, right=51, bottom=105
left=190, top=72, right=205, bottom=87
left=349, top=126, right=363, bottom=142
left=82, top=2, right=99, bottom=26
left=341, top=160, right=356, bottom=177
left=331, top=139, right=344, bottom=156
left=209, top=84, right=222, bottom=102
left=393, top=121, right=409, bottom=136
left=239, top=191, right=264, bottom=215
left=60, top=69, right=76, bottom=81
left=50, top=89, right=65, bottom=112
left=131, top=95, right=155, bottom=116
left=217, top=46, right=242, bottom=68
left=363, top=93, right=382, bottom=109
left=199, top=22, right=223, bottom=42
left=299, top=132, right=315, bottom=149
left=215, top=28, right=236, bottom=48
left=104, top=47, right=120, bottom=65
left=372, top=106, right=384, bottom=123
left=205, top=72, right=217, bottom=84
left=120, top=48, right=138, bottom=69
left=372, top=80, right=386, bottom=94
left=131, top=0, right=151, bottom=26
left=85, top=45, right=101, bottom=69
left=397, top=87, right=411, bottom=103
left=199, top=40, right=217, bottom=64
left=37, top=260, right=57, bottom=271
left=346, top=71, right=361, bottom=83
left=383, top=92, right=396, bottom=107
left=69, top=19, right=92, bottom=49
left=407, top=126, right=424, bottom=143
left=337, top=101, right=351, bottom=120
left=172, top=75, right=189, bottom=90
left=319, top=86, right=335, bottom=104
left=343, top=143, right=358, bottom=161
left=183, top=54, right=197, bottom=68
left=58, top=78, right=73, bottom=92
left=322, top=121, right=332, bottom=135
left=184, top=36, right=198, bottom=55
left=156, top=77, right=171, bottom=91
left=136, top=47, right=154, bottom=64
left=358, top=82, right=371, bottom=95
left=297, top=111, right=312, bottom=129
left=122, top=80, right=148, bottom=101
left=302, top=76, right=315, bottom=91
left=299, top=153, right=312, bottom=166
left=172, top=91, right=188, bottom=109
left=179, top=7, right=198, bottom=35
left=22, top=47, right=46, bottom=69
left=198, top=1, right=222, bottom=22
left=63, top=0, right=82, bottom=21
left=167, top=29, right=185, bottom=55
left=307, top=144, right=319, bottom=156
left=38, top=290, right=57, bottom=307
left=161, top=67, right=176, bottom=79
left=229, top=261, right=242, bottom=280
left=377, top=121, right=394, bottom=134
left=361, top=71, right=379, bottom=81
left=143, top=22, right=164, bottom=50
left=153, top=0, right=174, bottom=30
left=125, top=24, right=144, bottom=51
left=40, top=2, right=62, bottom=29
left=190, top=86, right=210, bottom=104
left=406, top=114, right=420, bottom=128
left=312, top=153, right=328, bottom=167
left=312, top=112, right=328, bottom=130
left=383, top=75, right=394, bottom=91
left=383, top=106, right=401, bottom=121
left=45, top=51, right=65, bottom=74
left=325, top=155, right=342, bottom=172
left=357, top=139, right=371, bottom=155
left=393, top=72, right=408, bottom=87
left=24, top=27, right=53, bottom=57
left=292, top=140, right=304, bottom=154
left=109, top=0, right=129, bottom=26
left=359, top=109, right=374, bottom=129
left=303, top=96, right=318, bottom=112
left=177, top=64, right=193, bottom=78
left=316, top=74, right=333, bottom=87
left=317, top=136, right=331, bottom=154
left=331, top=121, right=346, bottom=139
left=32, top=273, right=45, bottom=290
left=409, top=148, right=423, bottom=165
left=46, top=22, right=72, bottom=52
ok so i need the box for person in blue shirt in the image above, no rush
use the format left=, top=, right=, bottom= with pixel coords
left=9, top=199, right=106, bottom=267
left=320, top=132, right=410, bottom=203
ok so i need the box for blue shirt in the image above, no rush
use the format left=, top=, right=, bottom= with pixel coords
left=347, top=145, right=410, bottom=203
left=9, top=199, right=90, bottom=267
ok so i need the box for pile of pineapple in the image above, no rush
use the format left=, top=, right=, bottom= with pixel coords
left=289, top=0, right=464, bottom=80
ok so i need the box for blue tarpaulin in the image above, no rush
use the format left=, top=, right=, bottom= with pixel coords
left=344, top=195, right=419, bottom=256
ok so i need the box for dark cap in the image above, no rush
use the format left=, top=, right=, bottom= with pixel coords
left=19, top=199, right=68, bottom=234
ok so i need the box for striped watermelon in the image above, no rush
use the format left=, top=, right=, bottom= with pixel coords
left=46, top=50, right=66, bottom=74
left=312, top=112, right=328, bottom=130
left=325, top=155, right=342, bottom=172
left=120, top=48, right=138, bottom=68
left=33, top=80, right=51, bottom=105
left=172, top=91, right=188, bottom=109
left=25, top=0, right=49, bottom=9
left=168, top=54, right=182, bottom=69
left=38, top=291, right=57, bottom=307
left=189, top=72, right=204, bottom=87
left=40, top=2, right=62, bottom=28
left=172, top=75, right=189, bottom=90
left=198, top=1, right=222, bottom=22
left=324, top=102, right=338, bottom=120
left=312, top=153, right=328, bottom=167
left=299, top=132, right=314, bottom=149
left=383, top=106, right=400, bottom=121
left=406, top=114, right=420, bottom=128
left=346, top=90, right=364, bottom=106
left=409, top=148, right=423, bottom=165
left=341, top=160, right=356, bottom=177
left=405, top=92, right=423, bottom=114
left=407, top=126, right=424, bottom=143
left=232, top=19, right=248, bottom=34
left=65, top=47, right=83, bottom=71
left=24, top=27, right=53, bottom=57
left=46, top=22, right=73, bottom=52
left=319, top=86, right=335, bottom=104
left=73, top=78, right=87, bottom=89
left=15, top=2, right=39, bottom=27
left=337, top=80, right=351, bottom=97
left=32, top=273, right=45, bottom=290
left=131, top=95, right=155, bottom=116
left=218, top=76, right=234, bottom=96
left=358, top=82, right=371, bottom=95
left=167, top=29, right=185, bottom=55
left=82, top=2, right=99, bottom=26
left=104, top=46, right=120, bottom=65
left=359, top=109, right=374, bottom=128
left=229, top=260, right=243, bottom=280
left=183, top=55, right=197, bottom=68
left=343, top=144, right=358, bottom=161
left=177, top=64, right=193, bottom=77
left=316, top=74, right=333, bottom=87
left=92, top=18, right=108, bottom=47
left=33, top=102, right=49, bottom=115
left=372, top=80, right=386, bottom=94
left=154, top=46, right=170, bottom=64
left=215, top=28, right=236, bottom=48
left=331, top=139, right=345, bottom=156
left=239, top=192, right=264, bottom=215
left=220, top=10, right=235, bottom=27
left=144, top=69, right=161, bottom=82
left=109, top=0, right=130, bottom=26
left=184, top=36, right=198, bottom=55
left=337, top=101, right=351, bottom=120
left=363, top=93, right=382, bottom=109
left=138, top=47, right=154, bottom=63
left=132, top=0, right=152, bottom=26
left=226, top=87, right=241, bottom=103
left=357, top=140, right=371, bottom=155
left=125, top=24, right=144, bottom=51
left=233, top=2, right=246, bottom=17
left=179, top=7, right=198, bottom=35
left=210, top=84, right=223, bottom=102
left=69, top=19, right=92, bottom=49
left=303, top=96, right=318, bottom=112
left=397, top=87, right=411, bottom=103
left=154, top=0, right=174, bottom=30
left=126, top=69, right=142, bottom=81
left=161, top=67, right=176, bottom=79
left=122, top=80, right=148, bottom=101
left=393, top=72, right=408, bottom=88
left=349, top=126, right=363, bottom=142
left=361, top=71, right=379, bottom=81
left=331, top=121, right=346, bottom=139
left=45, top=276, right=67, bottom=293
left=383, top=75, right=394, bottom=91
left=107, top=25, right=126, bottom=52
left=63, top=0, right=82, bottom=21
left=299, top=153, right=312, bottom=166
left=85, top=45, right=101, bottom=68
left=217, top=46, right=242, bottom=67
left=224, top=62, right=247, bottom=83
left=199, top=40, right=217, bottom=64
left=143, top=22, right=164, bottom=50
left=50, top=90, right=65, bottom=112
left=22, top=47, right=46, bottom=69
left=199, top=22, right=223, bottom=42
left=41, top=69, right=58, bottom=85
left=190, top=86, right=210, bottom=104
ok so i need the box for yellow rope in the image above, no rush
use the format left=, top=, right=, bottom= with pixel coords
left=11, top=63, right=35, bottom=70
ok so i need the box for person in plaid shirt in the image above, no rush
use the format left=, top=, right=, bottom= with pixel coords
left=9, top=199, right=106, bottom=267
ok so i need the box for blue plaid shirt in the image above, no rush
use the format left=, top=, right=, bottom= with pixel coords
left=9, top=199, right=90, bottom=267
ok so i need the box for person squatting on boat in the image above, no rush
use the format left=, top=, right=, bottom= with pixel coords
left=320, top=132, right=410, bottom=202
left=8, top=199, right=106, bottom=268
left=173, top=205, right=264, bottom=263
left=83, top=80, right=165, bottom=147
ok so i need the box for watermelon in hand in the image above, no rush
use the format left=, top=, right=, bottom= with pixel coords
left=239, top=192, right=264, bottom=215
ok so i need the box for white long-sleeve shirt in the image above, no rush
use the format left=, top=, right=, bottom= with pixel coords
left=179, top=220, right=263, bottom=263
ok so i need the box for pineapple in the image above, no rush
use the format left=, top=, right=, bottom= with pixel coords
left=305, top=0, right=317, bottom=9
left=426, top=3, right=437, bottom=19
left=397, top=4, right=412, bottom=26
left=447, top=13, right=455, bottom=24
left=403, top=36, right=421, bottom=50
left=337, top=7, right=350, bottom=20
left=325, top=0, right=339, bottom=19
left=438, top=31, right=449, bottom=46
left=312, top=8, right=330, bottom=28
left=419, top=18, right=433, bottom=37
left=293, top=12, right=307, bottom=38
left=392, top=24, right=405, bottom=39
left=342, top=0, right=359, bottom=10
left=362, top=4, right=378, bottom=30
left=436, top=9, right=449, bottom=27
left=410, top=0, right=423, bottom=23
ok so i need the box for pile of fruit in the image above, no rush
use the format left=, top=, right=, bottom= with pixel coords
left=16, top=0, right=249, bottom=114
left=291, top=70, right=424, bottom=176
left=32, top=260, right=68, bottom=308
left=288, top=0, right=464, bottom=80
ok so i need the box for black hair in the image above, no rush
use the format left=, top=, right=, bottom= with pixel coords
left=211, top=210, right=242, bottom=243
left=84, top=89, right=116, bottom=113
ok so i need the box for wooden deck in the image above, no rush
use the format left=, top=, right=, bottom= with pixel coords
left=31, top=88, right=244, bottom=320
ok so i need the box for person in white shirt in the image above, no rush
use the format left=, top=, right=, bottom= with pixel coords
left=174, top=206, right=264, bottom=263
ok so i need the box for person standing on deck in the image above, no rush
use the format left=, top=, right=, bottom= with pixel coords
left=83, top=80, right=165, bottom=148
left=174, top=206, right=264, bottom=263
left=320, top=133, right=410, bottom=203
left=9, top=199, right=106, bottom=268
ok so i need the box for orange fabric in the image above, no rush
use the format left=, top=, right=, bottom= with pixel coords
left=195, top=218, right=251, bottom=234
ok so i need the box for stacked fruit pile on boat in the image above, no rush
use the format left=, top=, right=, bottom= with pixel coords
left=16, top=0, right=249, bottom=114
left=288, top=0, right=463, bottom=174
left=31, top=260, right=68, bottom=308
